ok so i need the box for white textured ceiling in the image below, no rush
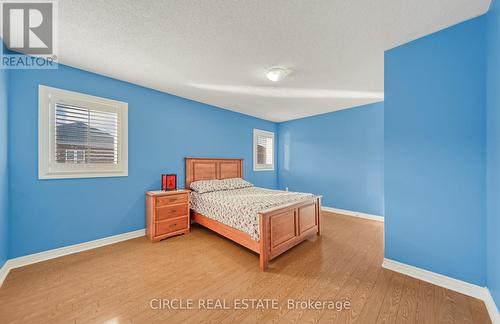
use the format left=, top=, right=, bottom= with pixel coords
left=58, top=0, right=491, bottom=122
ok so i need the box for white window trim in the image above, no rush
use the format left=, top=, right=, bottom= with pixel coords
left=253, top=128, right=275, bottom=172
left=38, top=85, right=128, bottom=179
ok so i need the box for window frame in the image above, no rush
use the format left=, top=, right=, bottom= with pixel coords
left=38, top=85, right=128, bottom=179
left=253, top=128, right=275, bottom=172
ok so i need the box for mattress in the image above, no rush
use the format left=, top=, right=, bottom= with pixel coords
left=190, top=186, right=316, bottom=240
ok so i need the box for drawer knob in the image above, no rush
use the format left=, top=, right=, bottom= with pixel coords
left=170, top=223, right=177, bottom=228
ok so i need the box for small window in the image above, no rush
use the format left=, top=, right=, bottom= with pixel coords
left=253, top=129, right=275, bottom=171
left=38, top=85, right=128, bottom=179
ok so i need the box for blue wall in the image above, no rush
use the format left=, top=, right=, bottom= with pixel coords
left=8, top=64, right=277, bottom=258
left=277, top=102, right=384, bottom=216
left=487, top=0, right=500, bottom=310
left=0, top=64, right=8, bottom=268
left=385, top=17, right=487, bottom=285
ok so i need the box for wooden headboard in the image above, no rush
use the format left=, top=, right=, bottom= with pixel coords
left=185, top=158, right=243, bottom=189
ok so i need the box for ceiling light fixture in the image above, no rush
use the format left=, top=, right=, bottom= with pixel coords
left=266, top=67, right=288, bottom=82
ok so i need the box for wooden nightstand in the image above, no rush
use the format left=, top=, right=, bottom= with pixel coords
left=146, top=190, right=190, bottom=242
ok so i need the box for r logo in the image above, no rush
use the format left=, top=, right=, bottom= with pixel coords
left=2, top=2, right=53, bottom=54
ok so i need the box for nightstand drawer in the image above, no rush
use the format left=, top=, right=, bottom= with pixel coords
left=155, top=203, right=188, bottom=221
left=156, top=194, right=188, bottom=207
left=155, top=217, right=188, bottom=236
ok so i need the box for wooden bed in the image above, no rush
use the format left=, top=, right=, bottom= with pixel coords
left=186, top=157, right=321, bottom=271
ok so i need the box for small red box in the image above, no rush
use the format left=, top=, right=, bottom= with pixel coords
left=162, top=174, right=177, bottom=191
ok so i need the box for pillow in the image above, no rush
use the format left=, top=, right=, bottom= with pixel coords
left=219, top=178, right=253, bottom=190
left=190, top=178, right=253, bottom=193
left=190, top=179, right=224, bottom=193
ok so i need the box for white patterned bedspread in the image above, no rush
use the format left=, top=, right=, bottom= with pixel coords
left=190, top=187, right=317, bottom=241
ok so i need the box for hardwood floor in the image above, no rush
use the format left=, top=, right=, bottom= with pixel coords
left=0, top=212, right=491, bottom=324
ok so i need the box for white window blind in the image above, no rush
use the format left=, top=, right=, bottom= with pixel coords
left=39, top=85, right=128, bottom=179
left=55, top=103, right=119, bottom=165
left=253, top=129, right=275, bottom=171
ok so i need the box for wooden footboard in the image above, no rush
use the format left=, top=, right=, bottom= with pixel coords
left=259, top=196, right=321, bottom=271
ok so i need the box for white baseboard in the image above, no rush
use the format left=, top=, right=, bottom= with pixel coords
left=322, top=206, right=384, bottom=222
left=383, top=258, right=499, bottom=324
left=382, top=258, right=484, bottom=299
left=0, top=228, right=145, bottom=287
left=0, top=261, right=9, bottom=288
left=484, top=287, right=500, bottom=324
